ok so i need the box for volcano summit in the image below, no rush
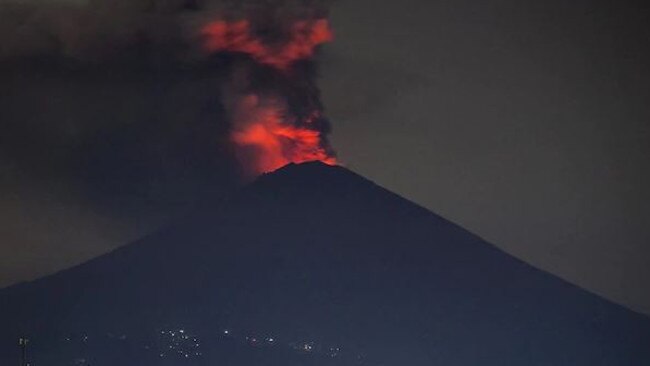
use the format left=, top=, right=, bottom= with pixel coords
left=1, top=162, right=649, bottom=365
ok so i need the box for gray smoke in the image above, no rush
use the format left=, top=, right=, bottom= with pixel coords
left=0, top=0, right=332, bottom=287
left=0, top=0, right=329, bottom=62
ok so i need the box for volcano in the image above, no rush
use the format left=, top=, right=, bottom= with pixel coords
left=1, top=162, right=649, bottom=365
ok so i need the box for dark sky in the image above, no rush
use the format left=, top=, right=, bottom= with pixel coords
left=322, top=0, right=650, bottom=314
left=1, top=0, right=650, bottom=315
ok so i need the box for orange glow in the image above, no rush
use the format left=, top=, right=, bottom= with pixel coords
left=201, top=18, right=337, bottom=175
left=231, top=95, right=336, bottom=175
left=201, top=19, right=333, bottom=70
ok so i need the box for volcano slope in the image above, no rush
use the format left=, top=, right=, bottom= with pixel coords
left=1, top=162, right=649, bottom=365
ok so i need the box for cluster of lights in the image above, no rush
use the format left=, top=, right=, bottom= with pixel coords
left=157, top=329, right=202, bottom=359
left=223, top=329, right=343, bottom=359
left=53, top=325, right=360, bottom=363
left=289, top=341, right=341, bottom=358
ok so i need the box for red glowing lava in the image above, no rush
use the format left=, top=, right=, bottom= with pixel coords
left=201, top=19, right=333, bottom=70
left=231, top=95, right=336, bottom=175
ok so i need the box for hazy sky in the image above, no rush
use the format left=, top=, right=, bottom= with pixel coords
left=1, top=0, right=649, bottom=315
left=323, top=0, right=650, bottom=314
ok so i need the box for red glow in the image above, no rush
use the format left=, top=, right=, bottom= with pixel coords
left=231, top=95, right=336, bottom=175
left=201, top=18, right=337, bottom=175
left=201, top=19, right=333, bottom=70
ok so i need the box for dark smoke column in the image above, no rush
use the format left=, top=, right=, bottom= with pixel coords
left=200, top=18, right=337, bottom=176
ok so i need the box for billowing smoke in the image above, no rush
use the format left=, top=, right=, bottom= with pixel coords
left=0, top=0, right=336, bottom=178
left=201, top=18, right=336, bottom=175
left=201, top=18, right=332, bottom=70
left=0, top=0, right=336, bottom=285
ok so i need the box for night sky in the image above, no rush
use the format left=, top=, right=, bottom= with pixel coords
left=1, top=0, right=650, bottom=316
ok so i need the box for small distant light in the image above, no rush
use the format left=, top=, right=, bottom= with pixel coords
left=179, top=329, right=185, bottom=333
left=223, top=330, right=229, bottom=335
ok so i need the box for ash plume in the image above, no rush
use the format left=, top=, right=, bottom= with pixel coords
left=0, top=0, right=331, bottom=62
left=0, top=0, right=336, bottom=178
left=201, top=17, right=337, bottom=175
left=0, top=0, right=335, bottom=285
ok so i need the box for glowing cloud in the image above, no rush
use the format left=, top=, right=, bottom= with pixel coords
left=201, top=18, right=337, bottom=176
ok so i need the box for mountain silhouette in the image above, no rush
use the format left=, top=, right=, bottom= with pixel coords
left=1, top=161, right=649, bottom=365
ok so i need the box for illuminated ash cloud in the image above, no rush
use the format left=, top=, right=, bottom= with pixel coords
left=200, top=17, right=337, bottom=176
left=201, top=18, right=333, bottom=70
left=0, top=0, right=338, bottom=183
left=0, top=0, right=338, bottom=282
